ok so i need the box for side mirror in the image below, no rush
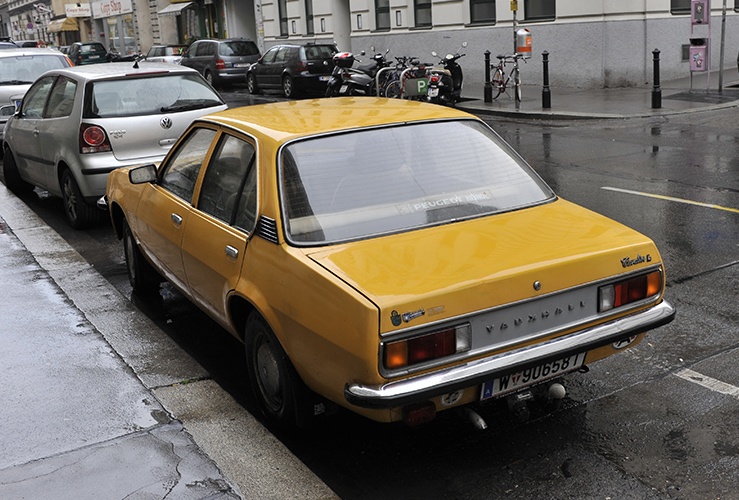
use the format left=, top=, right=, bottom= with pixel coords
left=0, top=104, right=16, bottom=117
left=128, top=164, right=157, bottom=184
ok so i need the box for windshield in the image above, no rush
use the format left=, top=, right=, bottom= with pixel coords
left=219, top=41, right=259, bottom=57
left=281, top=120, right=554, bottom=245
left=86, top=73, right=224, bottom=118
left=0, top=55, right=68, bottom=84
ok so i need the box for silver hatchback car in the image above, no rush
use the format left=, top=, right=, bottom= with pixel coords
left=2, top=62, right=227, bottom=228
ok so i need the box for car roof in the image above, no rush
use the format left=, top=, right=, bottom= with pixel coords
left=199, top=98, right=473, bottom=143
left=0, top=48, right=69, bottom=58
left=48, top=62, right=202, bottom=80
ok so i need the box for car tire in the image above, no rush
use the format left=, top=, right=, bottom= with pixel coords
left=61, top=169, right=99, bottom=229
left=122, top=218, right=162, bottom=296
left=246, top=73, right=260, bottom=94
left=245, top=312, right=306, bottom=427
left=282, top=75, right=298, bottom=98
left=2, top=146, right=34, bottom=195
left=204, top=69, right=214, bottom=86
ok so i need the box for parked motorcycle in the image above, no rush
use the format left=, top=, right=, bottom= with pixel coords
left=426, top=42, right=467, bottom=106
left=325, top=49, right=390, bottom=97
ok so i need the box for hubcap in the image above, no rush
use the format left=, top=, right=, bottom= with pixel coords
left=62, top=176, right=76, bottom=221
left=255, top=338, right=282, bottom=411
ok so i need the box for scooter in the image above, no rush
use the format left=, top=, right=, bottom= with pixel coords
left=426, top=42, right=467, bottom=106
left=325, top=49, right=390, bottom=97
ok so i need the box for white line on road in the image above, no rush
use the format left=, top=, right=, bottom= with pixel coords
left=602, top=186, right=739, bottom=214
left=674, top=368, right=739, bottom=400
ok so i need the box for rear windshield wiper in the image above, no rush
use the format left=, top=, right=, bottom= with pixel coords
left=160, top=99, right=222, bottom=113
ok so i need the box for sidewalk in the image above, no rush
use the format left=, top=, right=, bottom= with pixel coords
left=457, top=70, right=739, bottom=119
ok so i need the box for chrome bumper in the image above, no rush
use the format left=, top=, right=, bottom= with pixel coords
left=345, top=300, right=676, bottom=409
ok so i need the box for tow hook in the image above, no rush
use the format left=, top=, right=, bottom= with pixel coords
left=507, top=390, right=534, bottom=422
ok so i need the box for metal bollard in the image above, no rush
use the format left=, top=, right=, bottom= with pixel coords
left=652, top=49, right=661, bottom=109
left=484, top=51, right=492, bottom=103
left=542, top=51, right=551, bottom=109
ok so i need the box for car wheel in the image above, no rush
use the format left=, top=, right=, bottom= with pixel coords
left=245, top=312, right=303, bottom=427
left=246, top=73, right=260, bottom=94
left=122, top=218, right=162, bottom=296
left=204, top=69, right=214, bottom=86
left=282, top=75, right=297, bottom=98
left=61, top=169, right=98, bottom=229
left=2, top=146, right=34, bottom=195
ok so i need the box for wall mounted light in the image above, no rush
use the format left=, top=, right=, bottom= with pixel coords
left=320, top=18, right=326, bottom=32
left=357, top=14, right=362, bottom=30
left=395, top=10, right=402, bottom=26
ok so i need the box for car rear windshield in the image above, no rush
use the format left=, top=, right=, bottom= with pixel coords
left=302, top=45, right=337, bottom=60
left=85, top=73, right=224, bottom=118
left=0, top=54, right=69, bottom=83
left=81, top=44, right=106, bottom=54
left=219, top=41, right=259, bottom=57
left=281, top=120, right=555, bottom=245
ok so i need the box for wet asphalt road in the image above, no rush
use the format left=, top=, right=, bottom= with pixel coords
left=2, top=86, right=738, bottom=499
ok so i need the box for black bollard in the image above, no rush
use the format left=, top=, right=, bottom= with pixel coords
left=542, top=51, right=551, bottom=109
left=484, top=51, right=492, bottom=103
left=652, top=48, right=661, bottom=109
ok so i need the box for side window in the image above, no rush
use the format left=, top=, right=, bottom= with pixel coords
left=21, top=76, right=56, bottom=119
left=198, top=134, right=257, bottom=229
left=262, top=47, right=278, bottom=64
left=193, top=42, right=204, bottom=56
left=45, top=76, right=77, bottom=118
left=275, top=46, right=289, bottom=63
left=160, top=127, right=217, bottom=202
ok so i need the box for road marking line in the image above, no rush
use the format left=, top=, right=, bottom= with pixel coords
left=674, top=368, right=739, bottom=400
left=602, top=186, right=739, bottom=214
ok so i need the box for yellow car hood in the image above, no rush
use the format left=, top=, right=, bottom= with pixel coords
left=306, top=198, right=662, bottom=332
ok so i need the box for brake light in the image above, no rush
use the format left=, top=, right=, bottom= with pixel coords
left=296, top=61, right=307, bottom=72
left=598, top=270, right=662, bottom=312
left=429, top=74, right=440, bottom=84
left=384, top=324, right=471, bottom=370
left=79, top=124, right=111, bottom=154
left=215, top=58, right=226, bottom=70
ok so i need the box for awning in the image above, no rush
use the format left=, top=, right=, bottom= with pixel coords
left=157, top=2, right=193, bottom=16
left=47, top=17, right=79, bottom=33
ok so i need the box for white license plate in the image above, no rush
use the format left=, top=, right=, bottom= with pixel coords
left=319, top=75, right=330, bottom=81
left=234, top=63, right=248, bottom=68
left=480, top=352, right=586, bottom=400
left=339, top=84, right=348, bottom=93
left=89, top=55, right=100, bottom=59
left=428, top=88, right=439, bottom=97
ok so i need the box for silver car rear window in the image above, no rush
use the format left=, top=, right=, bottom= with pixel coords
left=0, top=55, right=68, bottom=83
left=280, top=119, right=555, bottom=245
left=86, top=74, right=224, bottom=118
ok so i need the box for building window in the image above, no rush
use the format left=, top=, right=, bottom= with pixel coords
left=470, top=0, right=495, bottom=24
left=376, top=0, right=390, bottom=30
left=278, top=0, right=288, bottom=36
left=670, top=0, right=691, bottom=14
left=524, top=0, right=555, bottom=22
left=414, top=0, right=432, bottom=27
left=305, top=0, right=314, bottom=34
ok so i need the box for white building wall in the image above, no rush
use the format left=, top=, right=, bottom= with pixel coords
left=252, top=0, right=739, bottom=88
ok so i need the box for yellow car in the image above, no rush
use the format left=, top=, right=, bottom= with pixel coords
left=104, top=98, right=675, bottom=427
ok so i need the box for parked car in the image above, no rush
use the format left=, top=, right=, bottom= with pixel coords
left=67, top=41, right=110, bottom=66
left=18, top=40, right=46, bottom=48
left=179, top=38, right=260, bottom=86
left=0, top=48, right=72, bottom=144
left=0, top=41, right=19, bottom=50
left=246, top=43, right=338, bottom=98
left=145, top=44, right=187, bottom=64
left=59, top=45, right=70, bottom=54
left=103, top=98, right=675, bottom=428
left=2, top=62, right=226, bottom=228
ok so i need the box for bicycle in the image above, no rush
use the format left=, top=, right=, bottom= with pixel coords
left=491, top=53, right=526, bottom=103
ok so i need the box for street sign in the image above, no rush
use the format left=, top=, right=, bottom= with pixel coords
left=510, top=0, right=518, bottom=11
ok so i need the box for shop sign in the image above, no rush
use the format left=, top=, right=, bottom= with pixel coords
left=91, top=0, right=133, bottom=18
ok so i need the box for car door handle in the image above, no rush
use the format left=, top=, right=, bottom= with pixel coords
left=171, top=213, right=183, bottom=226
left=225, top=245, right=239, bottom=259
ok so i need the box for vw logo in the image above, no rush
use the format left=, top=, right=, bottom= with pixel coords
left=160, top=117, right=173, bottom=130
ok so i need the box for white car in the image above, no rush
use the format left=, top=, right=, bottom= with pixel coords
left=2, top=62, right=227, bottom=228
left=0, top=48, right=72, bottom=142
left=144, top=45, right=187, bottom=65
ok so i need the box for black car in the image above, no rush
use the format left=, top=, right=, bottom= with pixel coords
left=68, top=42, right=110, bottom=66
left=246, top=43, right=337, bottom=98
left=179, top=38, right=260, bottom=87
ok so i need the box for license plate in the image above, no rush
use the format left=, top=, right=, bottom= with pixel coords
left=90, top=55, right=99, bottom=59
left=319, top=75, right=330, bottom=81
left=428, top=88, right=439, bottom=97
left=234, top=63, right=248, bottom=68
left=339, top=84, right=348, bottom=93
left=480, top=352, right=586, bottom=400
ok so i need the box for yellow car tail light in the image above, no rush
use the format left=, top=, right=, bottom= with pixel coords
left=384, top=324, right=471, bottom=370
left=598, top=270, right=662, bottom=312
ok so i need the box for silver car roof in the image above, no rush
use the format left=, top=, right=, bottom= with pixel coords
left=48, top=62, right=202, bottom=82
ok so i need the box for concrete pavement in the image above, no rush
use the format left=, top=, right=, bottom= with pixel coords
left=0, top=68, right=737, bottom=499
